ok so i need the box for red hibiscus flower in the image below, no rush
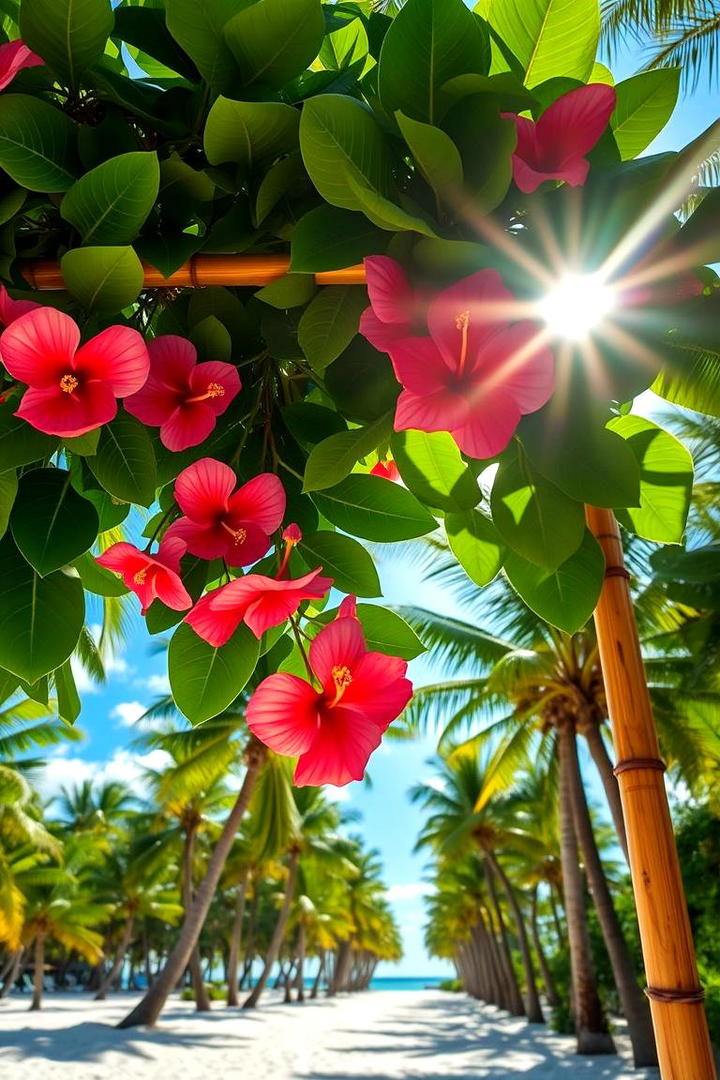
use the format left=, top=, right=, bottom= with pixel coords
left=359, top=256, right=418, bottom=352
left=164, top=458, right=286, bottom=567
left=371, top=266, right=554, bottom=459
left=505, top=85, right=617, bottom=194
left=246, top=603, right=413, bottom=787
left=0, top=41, right=43, bottom=91
left=96, top=537, right=193, bottom=615
left=0, top=285, right=39, bottom=327
left=371, top=459, right=401, bottom=483
left=124, top=335, right=241, bottom=452
left=186, top=567, right=333, bottom=645
left=0, top=307, right=150, bottom=437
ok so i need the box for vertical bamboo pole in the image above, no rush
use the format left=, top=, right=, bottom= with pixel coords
left=586, top=505, right=716, bottom=1080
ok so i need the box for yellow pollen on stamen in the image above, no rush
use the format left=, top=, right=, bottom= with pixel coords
left=59, top=374, right=79, bottom=394
left=133, top=568, right=148, bottom=584
left=220, top=521, right=247, bottom=546
left=455, top=310, right=470, bottom=375
left=330, top=664, right=353, bottom=705
left=206, top=382, right=225, bottom=399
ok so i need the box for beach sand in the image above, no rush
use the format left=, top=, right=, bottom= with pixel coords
left=0, top=989, right=658, bottom=1078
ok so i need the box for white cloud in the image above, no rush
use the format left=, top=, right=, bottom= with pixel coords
left=110, top=701, right=148, bottom=728
left=386, top=882, right=429, bottom=902
left=40, top=747, right=170, bottom=802
left=325, top=786, right=351, bottom=803
left=71, top=626, right=131, bottom=695
left=136, top=672, right=171, bottom=695
left=420, top=775, right=446, bottom=793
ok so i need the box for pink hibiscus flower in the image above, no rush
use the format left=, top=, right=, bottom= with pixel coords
left=505, top=85, right=617, bottom=194
left=0, top=285, right=40, bottom=327
left=359, top=256, right=424, bottom=352
left=371, top=459, right=401, bottom=483
left=0, top=41, right=43, bottom=91
left=370, top=266, right=554, bottom=459
left=164, top=457, right=286, bottom=567
left=186, top=567, right=333, bottom=645
left=246, top=603, right=413, bottom=787
left=96, top=536, right=192, bottom=615
left=124, top=335, right=241, bottom=452
left=0, top=307, right=150, bottom=437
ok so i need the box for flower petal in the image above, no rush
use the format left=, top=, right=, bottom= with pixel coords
left=75, top=326, right=150, bottom=396
left=309, top=616, right=367, bottom=694
left=476, top=321, right=555, bottom=414
left=247, top=673, right=321, bottom=756
left=364, top=255, right=414, bottom=326
left=359, top=306, right=408, bottom=353
left=451, top=396, right=522, bottom=458
left=148, top=335, right=197, bottom=387
left=156, top=535, right=187, bottom=573
left=394, top=387, right=470, bottom=434
left=160, top=402, right=217, bottom=452
left=189, top=361, right=242, bottom=415
left=511, top=155, right=553, bottom=194
left=341, top=651, right=413, bottom=727
left=96, top=542, right=148, bottom=577
left=153, top=568, right=193, bottom=612
left=389, top=337, right=451, bottom=395
left=537, top=84, right=617, bottom=164
left=0, top=307, right=80, bottom=388
left=227, top=473, right=286, bottom=536
left=427, top=269, right=517, bottom=368
left=294, top=707, right=385, bottom=787
left=16, top=381, right=116, bottom=437
left=0, top=285, right=40, bottom=327
left=174, top=458, right=236, bottom=522
left=0, top=41, right=44, bottom=91
left=185, top=584, right=248, bottom=647
left=124, top=377, right=181, bottom=426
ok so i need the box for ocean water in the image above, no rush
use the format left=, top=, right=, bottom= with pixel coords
left=368, top=976, right=446, bottom=991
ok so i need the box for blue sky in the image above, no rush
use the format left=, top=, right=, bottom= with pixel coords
left=38, top=44, right=718, bottom=978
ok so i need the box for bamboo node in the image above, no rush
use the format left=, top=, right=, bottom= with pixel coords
left=604, top=566, right=631, bottom=580
left=645, top=985, right=706, bottom=1005
left=613, top=756, right=667, bottom=776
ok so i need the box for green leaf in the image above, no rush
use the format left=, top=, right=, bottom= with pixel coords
left=300, top=93, right=394, bottom=212
left=165, top=0, right=241, bottom=92
left=298, top=531, right=381, bottom=597
left=311, top=474, right=437, bottom=541
left=112, top=6, right=201, bottom=82
left=282, top=401, right=347, bottom=449
left=169, top=622, right=259, bottom=725
left=223, top=0, right=325, bottom=89
left=672, top=189, right=720, bottom=268
left=72, top=550, right=128, bottom=598
left=254, top=152, right=305, bottom=225
left=0, top=95, right=78, bottom=192
left=0, top=536, right=85, bottom=683
left=343, top=171, right=438, bottom=237
left=255, top=273, right=315, bottom=309
left=504, top=529, right=604, bottom=634
left=0, top=400, right=58, bottom=470
left=20, top=0, right=113, bottom=88
left=316, top=602, right=425, bottom=659
left=61, top=245, right=144, bottom=313
left=204, top=97, right=299, bottom=174
left=0, top=469, right=17, bottom=540
left=519, top=408, right=641, bottom=508
left=325, top=338, right=400, bottom=423
left=611, top=69, right=680, bottom=161
left=391, top=430, right=481, bottom=512
left=60, top=151, right=160, bottom=245
left=290, top=205, right=386, bottom=272
left=189, top=316, right=232, bottom=364
left=446, top=508, right=504, bottom=586
left=64, top=429, right=101, bottom=456
left=54, top=659, right=81, bottom=724
left=652, top=296, right=720, bottom=416
left=481, top=0, right=599, bottom=88
left=88, top=413, right=157, bottom=507
left=378, top=0, right=490, bottom=124
left=303, top=412, right=393, bottom=492
left=443, top=103, right=516, bottom=211
left=298, top=286, right=368, bottom=372
left=396, top=112, right=463, bottom=204
left=11, top=468, right=99, bottom=576
left=491, top=447, right=585, bottom=571
left=608, top=415, right=693, bottom=544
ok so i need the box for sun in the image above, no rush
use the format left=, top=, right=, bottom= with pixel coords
left=537, top=272, right=616, bottom=341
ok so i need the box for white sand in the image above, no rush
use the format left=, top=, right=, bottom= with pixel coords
left=0, top=989, right=658, bottom=1078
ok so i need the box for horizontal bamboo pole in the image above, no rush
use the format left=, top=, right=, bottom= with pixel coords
left=21, top=255, right=368, bottom=291
left=586, top=505, right=716, bottom=1080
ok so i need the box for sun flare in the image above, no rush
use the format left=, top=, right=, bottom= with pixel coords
left=537, top=272, right=616, bottom=341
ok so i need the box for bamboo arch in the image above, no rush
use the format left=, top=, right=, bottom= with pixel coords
left=20, top=255, right=716, bottom=1079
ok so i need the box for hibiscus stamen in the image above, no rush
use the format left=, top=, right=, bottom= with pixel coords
left=329, top=664, right=353, bottom=706
left=186, top=382, right=226, bottom=403
left=277, top=523, right=302, bottom=579
left=133, top=568, right=148, bottom=584
left=455, top=311, right=470, bottom=376
left=59, top=373, right=79, bottom=394
left=220, top=521, right=247, bottom=546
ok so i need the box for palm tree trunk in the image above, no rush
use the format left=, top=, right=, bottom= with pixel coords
left=484, top=849, right=544, bottom=1023
left=557, top=721, right=616, bottom=1055
left=328, top=939, right=353, bottom=996
left=296, top=924, right=306, bottom=1003
left=29, top=935, right=44, bottom=1011
left=143, top=921, right=153, bottom=987
left=583, top=723, right=629, bottom=862
left=226, top=870, right=249, bottom=1007
left=243, top=848, right=299, bottom=1009
left=549, top=885, right=565, bottom=948
left=310, top=952, right=325, bottom=999
left=95, top=916, right=135, bottom=1000
left=117, top=740, right=266, bottom=1029
left=0, top=948, right=23, bottom=998
left=484, top=862, right=525, bottom=1016
left=529, top=885, right=560, bottom=1008
left=567, top=727, right=658, bottom=1067
left=182, top=825, right=211, bottom=1012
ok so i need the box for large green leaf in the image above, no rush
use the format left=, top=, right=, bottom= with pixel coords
left=55, top=659, right=81, bottom=724
left=311, top=474, right=437, bottom=541
left=491, top=447, right=585, bottom=571
left=314, top=603, right=426, bottom=660
left=72, top=551, right=128, bottom=598
left=169, top=622, right=259, bottom=725
left=300, top=94, right=394, bottom=212
left=0, top=95, right=78, bottom=192
left=0, top=400, right=57, bottom=470
left=11, top=468, right=99, bottom=576
left=298, top=531, right=381, bottom=597
left=20, top=0, right=113, bottom=88
left=0, top=469, right=17, bottom=540
left=396, top=112, right=463, bottom=205
left=652, top=296, right=720, bottom=417
left=504, top=529, right=604, bottom=634
left=60, top=152, right=160, bottom=245
left=303, top=412, right=393, bottom=491
left=0, top=536, right=85, bottom=683
left=480, top=0, right=599, bottom=88
left=113, top=5, right=201, bottom=82
left=165, top=0, right=240, bottom=92
left=378, top=0, right=490, bottom=124
left=61, top=245, right=144, bottom=313
left=223, top=0, right=325, bottom=89
left=290, top=205, right=386, bottom=272
left=298, top=286, right=368, bottom=372
left=391, top=430, right=481, bottom=512
left=204, top=98, right=299, bottom=174
left=608, top=415, right=693, bottom=544
left=611, top=69, right=680, bottom=160
left=88, top=413, right=157, bottom=507
left=445, top=508, right=505, bottom=586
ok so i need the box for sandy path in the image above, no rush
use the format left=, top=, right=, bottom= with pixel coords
left=0, top=989, right=657, bottom=1078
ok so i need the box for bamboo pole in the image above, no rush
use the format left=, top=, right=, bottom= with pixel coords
left=586, top=505, right=716, bottom=1080
left=21, top=255, right=367, bottom=291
